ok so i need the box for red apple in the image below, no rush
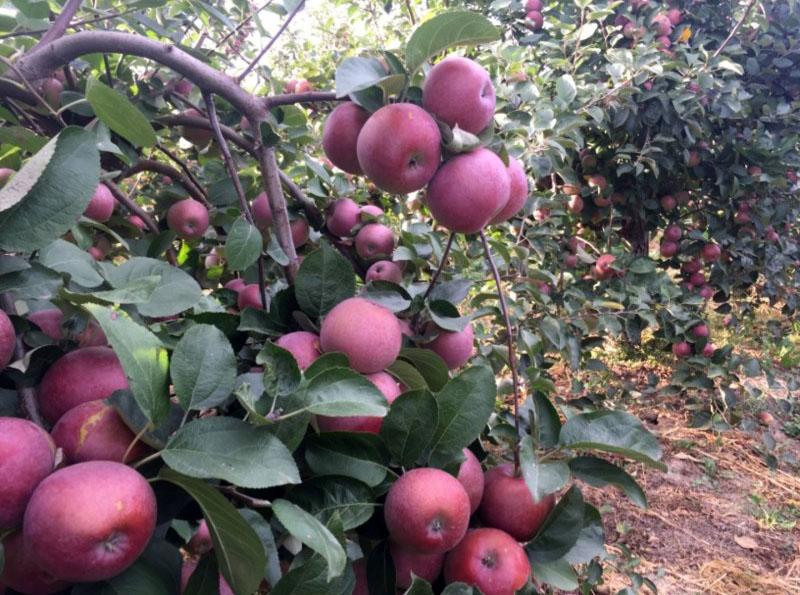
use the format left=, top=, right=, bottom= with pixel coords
left=83, top=184, right=116, bottom=222
left=422, top=323, right=475, bottom=370
left=181, top=108, right=212, bottom=146
left=478, top=463, right=555, bottom=542
left=567, top=194, right=584, bottom=213
left=27, top=308, right=64, bottom=341
left=290, top=217, right=310, bottom=248
left=187, top=520, right=213, bottom=556
left=0, top=310, right=15, bottom=370
left=51, top=399, right=150, bottom=464
left=422, top=56, right=496, bottom=135
left=366, top=260, right=403, bottom=284
left=672, top=341, right=691, bottom=358
left=660, top=241, right=679, bottom=258
left=127, top=214, right=147, bottom=231
left=37, top=346, right=128, bottom=424
left=456, top=448, right=484, bottom=514
left=237, top=284, right=267, bottom=310
left=0, top=531, right=69, bottom=594
left=251, top=192, right=273, bottom=230
left=316, top=371, right=401, bottom=434
left=660, top=194, right=677, bottom=211
left=664, top=224, right=682, bottom=242
left=426, top=148, right=511, bottom=233
left=167, top=198, right=209, bottom=241
left=384, top=468, right=471, bottom=554
left=0, top=167, right=15, bottom=189
left=322, top=102, right=370, bottom=175
left=0, top=418, right=55, bottom=530
left=23, top=461, right=157, bottom=581
left=702, top=343, right=715, bottom=358
left=355, top=223, right=395, bottom=260
left=41, top=78, right=63, bottom=109
left=443, top=528, right=530, bottom=595
left=180, top=558, right=233, bottom=595
left=275, top=331, right=321, bottom=370
left=391, top=539, right=444, bottom=589
left=701, top=243, right=721, bottom=262
left=526, top=10, right=544, bottom=30
left=698, top=284, right=715, bottom=300
left=326, top=198, right=361, bottom=237
left=525, top=0, right=543, bottom=10
left=490, top=157, right=529, bottom=224
left=356, top=103, right=441, bottom=194
left=359, top=204, right=385, bottom=221
left=691, top=323, right=709, bottom=338
left=224, top=278, right=247, bottom=293
left=319, top=297, right=402, bottom=373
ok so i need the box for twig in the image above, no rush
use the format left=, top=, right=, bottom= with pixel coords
left=168, top=91, right=204, bottom=113
left=237, top=0, right=306, bottom=82
left=422, top=233, right=456, bottom=303
left=0, top=6, right=140, bottom=41
left=207, top=0, right=275, bottom=56
left=203, top=91, right=268, bottom=309
left=118, top=159, right=209, bottom=207
left=102, top=53, right=113, bottom=86
left=713, top=0, right=759, bottom=58
left=218, top=486, right=272, bottom=508
left=263, top=91, right=340, bottom=109
left=278, top=170, right=321, bottom=227
left=157, top=114, right=253, bottom=153
left=480, top=231, right=522, bottom=472
left=31, top=0, right=84, bottom=51
left=155, top=145, right=209, bottom=202
left=404, top=0, right=417, bottom=24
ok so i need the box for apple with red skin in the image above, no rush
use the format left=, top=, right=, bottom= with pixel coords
left=593, top=254, right=617, bottom=281
left=127, top=214, right=147, bottom=232
left=290, top=217, right=310, bottom=248
left=701, top=243, right=721, bottom=262
left=691, top=323, right=710, bottom=338
left=251, top=192, right=273, bottom=230
left=660, top=241, right=679, bottom=258
left=579, top=149, right=597, bottom=171
left=51, top=399, right=150, bottom=464
left=564, top=253, right=578, bottom=268
left=320, top=297, right=402, bottom=373
left=167, top=198, right=210, bottom=240
left=533, top=207, right=550, bottom=221
left=672, top=341, right=691, bottom=358
left=174, top=78, right=193, bottom=96
left=426, top=148, right=511, bottom=233
left=384, top=467, right=471, bottom=554
left=353, top=559, right=368, bottom=595
left=664, top=224, right=682, bottom=242
left=443, top=528, right=531, bottom=595
left=391, top=539, right=445, bottom=589
left=683, top=258, right=703, bottom=275
left=698, top=284, right=715, bottom=300
left=359, top=204, right=384, bottom=221
left=322, top=102, right=370, bottom=175
left=0, top=309, right=15, bottom=370
left=366, top=260, right=403, bottom=284
left=23, top=461, right=157, bottom=582
left=0, top=167, right=14, bottom=189
left=356, top=103, right=441, bottom=194
left=275, top=331, right=321, bottom=370
left=526, top=11, right=544, bottom=30
left=660, top=194, right=677, bottom=211
left=180, top=559, right=233, bottom=595
left=224, top=278, right=247, bottom=293
left=686, top=150, right=701, bottom=167
left=355, top=223, right=395, bottom=260
left=37, top=346, right=128, bottom=424
left=187, top=520, right=213, bottom=556
left=0, top=531, right=69, bottom=595
left=525, top=0, right=543, bottom=10
left=667, top=8, right=682, bottom=25
left=295, top=79, right=312, bottom=93
left=593, top=194, right=611, bottom=208
left=237, top=284, right=267, bottom=310
left=689, top=271, right=705, bottom=287
left=702, top=343, right=715, bottom=358
left=326, top=198, right=361, bottom=237
left=657, top=36, right=672, bottom=50
left=567, top=194, right=584, bottom=213
left=765, top=227, right=780, bottom=243
left=423, top=56, right=496, bottom=135
left=423, top=322, right=475, bottom=370
left=651, top=13, right=673, bottom=36
left=83, top=184, right=116, bottom=222
left=457, top=448, right=484, bottom=514
left=41, top=78, right=63, bottom=108
left=181, top=108, right=213, bottom=146
left=316, top=371, right=401, bottom=433
left=479, top=463, right=555, bottom=542
left=0, top=418, right=55, bottom=530
left=490, top=157, right=529, bottom=224
left=27, top=308, right=65, bottom=341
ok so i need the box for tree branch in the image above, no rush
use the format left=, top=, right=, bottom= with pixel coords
left=207, top=0, right=275, bottom=56
left=480, top=231, right=522, bottom=473
left=278, top=171, right=321, bottom=227
left=157, top=115, right=253, bottom=153
left=264, top=91, right=341, bottom=109
left=237, top=0, right=305, bottom=82
left=117, top=159, right=210, bottom=208
left=0, top=7, right=141, bottom=41
left=203, top=91, right=269, bottom=308
left=155, top=145, right=209, bottom=203
left=11, top=31, right=264, bottom=119
left=713, top=0, right=758, bottom=58
left=31, top=0, right=84, bottom=52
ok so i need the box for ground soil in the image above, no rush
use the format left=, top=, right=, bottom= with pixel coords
left=548, top=358, right=800, bottom=595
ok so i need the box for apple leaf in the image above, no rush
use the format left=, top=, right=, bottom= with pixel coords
left=85, top=77, right=157, bottom=147
left=405, top=11, right=500, bottom=73
left=171, top=324, right=237, bottom=411
left=380, top=389, right=438, bottom=468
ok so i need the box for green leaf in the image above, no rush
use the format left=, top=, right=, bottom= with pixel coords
left=525, top=391, right=561, bottom=449
left=527, top=485, right=584, bottom=563
left=398, top=348, right=449, bottom=392
left=238, top=509, right=282, bottom=588
left=428, top=366, right=496, bottom=467
left=335, top=57, right=391, bottom=98
left=158, top=468, right=266, bottom=595
left=226, top=217, right=263, bottom=271
left=386, top=359, right=428, bottom=391
left=271, top=555, right=354, bottom=595
left=0, top=263, right=62, bottom=299
left=367, top=541, right=396, bottom=595
left=519, top=435, right=570, bottom=501
left=272, top=499, right=347, bottom=581
left=256, top=342, right=301, bottom=397
left=569, top=456, right=646, bottom=508
left=171, top=324, right=237, bottom=411
left=0, top=126, right=48, bottom=153
left=0, top=127, right=100, bottom=252
left=563, top=503, right=606, bottom=565
left=85, top=304, right=170, bottom=423
left=429, top=299, right=470, bottom=332
left=37, top=239, right=103, bottom=288
left=403, top=576, right=435, bottom=595
left=305, top=432, right=389, bottom=487
left=295, top=242, right=356, bottom=318
left=380, top=389, right=438, bottom=467
left=184, top=554, right=219, bottom=595
left=162, top=416, right=300, bottom=489
left=289, top=476, right=376, bottom=531
left=304, top=367, right=389, bottom=417
left=304, top=352, right=350, bottom=379
left=405, top=11, right=500, bottom=73
left=75, top=542, right=181, bottom=595
left=556, top=74, right=577, bottom=104
left=533, top=558, right=579, bottom=591
left=102, top=257, right=202, bottom=317
left=558, top=410, right=665, bottom=469
left=85, top=77, right=157, bottom=147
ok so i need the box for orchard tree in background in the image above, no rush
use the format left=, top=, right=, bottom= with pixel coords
left=0, top=1, right=797, bottom=594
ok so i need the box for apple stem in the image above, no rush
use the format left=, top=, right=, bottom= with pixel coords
left=219, top=486, right=272, bottom=508
left=480, top=231, right=521, bottom=473
left=132, top=450, right=162, bottom=470
left=203, top=92, right=269, bottom=309
left=410, top=232, right=456, bottom=331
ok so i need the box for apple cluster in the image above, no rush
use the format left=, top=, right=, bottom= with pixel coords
left=321, top=55, right=529, bottom=235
